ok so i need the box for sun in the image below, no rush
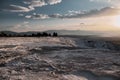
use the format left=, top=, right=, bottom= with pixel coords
left=113, top=15, right=120, bottom=28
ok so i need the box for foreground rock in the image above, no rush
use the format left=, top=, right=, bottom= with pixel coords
left=0, top=37, right=120, bottom=80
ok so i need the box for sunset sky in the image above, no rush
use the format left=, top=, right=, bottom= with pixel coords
left=0, top=0, right=120, bottom=32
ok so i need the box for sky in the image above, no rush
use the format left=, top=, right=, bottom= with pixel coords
left=0, top=0, right=120, bottom=32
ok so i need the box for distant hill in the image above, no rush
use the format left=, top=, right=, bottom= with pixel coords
left=0, top=31, right=18, bottom=35
left=45, top=30, right=103, bottom=36
left=0, top=31, right=40, bottom=36
left=0, top=30, right=103, bottom=36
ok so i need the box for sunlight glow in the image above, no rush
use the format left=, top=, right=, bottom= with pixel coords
left=113, top=15, right=120, bottom=28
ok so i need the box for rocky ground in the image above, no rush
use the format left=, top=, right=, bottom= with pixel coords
left=0, top=37, right=120, bottom=80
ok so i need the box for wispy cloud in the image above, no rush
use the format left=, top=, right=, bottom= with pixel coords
left=89, top=0, right=119, bottom=3
left=3, top=4, right=34, bottom=12
left=25, top=15, right=32, bottom=18
left=24, top=0, right=47, bottom=8
left=0, top=20, right=30, bottom=32
left=2, top=0, right=63, bottom=13
left=24, top=0, right=62, bottom=7
left=48, top=0, right=62, bottom=5
left=0, top=25, right=14, bottom=31
left=58, top=7, right=120, bottom=19
left=23, top=0, right=62, bottom=12
left=25, top=7, right=120, bottom=19
left=11, top=22, right=47, bottom=32
left=90, top=0, right=120, bottom=7
left=18, top=14, right=24, bottom=16
left=25, top=13, right=49, bottom=19
left=90, top=0, right=112, bottom=2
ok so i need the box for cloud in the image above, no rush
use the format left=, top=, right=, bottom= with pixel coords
left=3, top=4, right=34, bottom=12
left=90, top=0, right=111, bottom=2
left=23, top=0, right=62, bottom=9
left=11, top=21, right=30, bottom=31
left=49, top=13, right=62, bottom=18
left=11, top=22, right=47, bottom=32
left=48, top=0, right=62, bottom=5
left=89, top=0, right=118, bottom=3
left=51, top=7, right=120, bottom=19
left=23, top=21, right=29, bottom=24
left=25, top=13, right=49, bottom=19
left=2, top=0, right=63, bottom=13
left=18, top=14, right=24, bottom=16
left=25, top=15, right=32, bottom=18
left=0, top=21, right=30, bottom=31
left=24, top=0, right=47, bottom=8
left=90, top=0, right=120, bottom=6
left=25, top=7, right=119, bottom=19
left=0, top=25, right=14, bottom=31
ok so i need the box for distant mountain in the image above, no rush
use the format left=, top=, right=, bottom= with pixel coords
left=0, top=31, right=41, bottom=35
left=0, top=30, right=104, bottom=36
left=45, top=30, right=103, bottom=36
left=0, top=31, right=18, bottom=36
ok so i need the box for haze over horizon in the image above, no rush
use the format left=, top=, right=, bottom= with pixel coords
left=1, top=0, right=120, bottom=33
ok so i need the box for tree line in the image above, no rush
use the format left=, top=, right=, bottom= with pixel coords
left=0, top=32, right=58, bottom=37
